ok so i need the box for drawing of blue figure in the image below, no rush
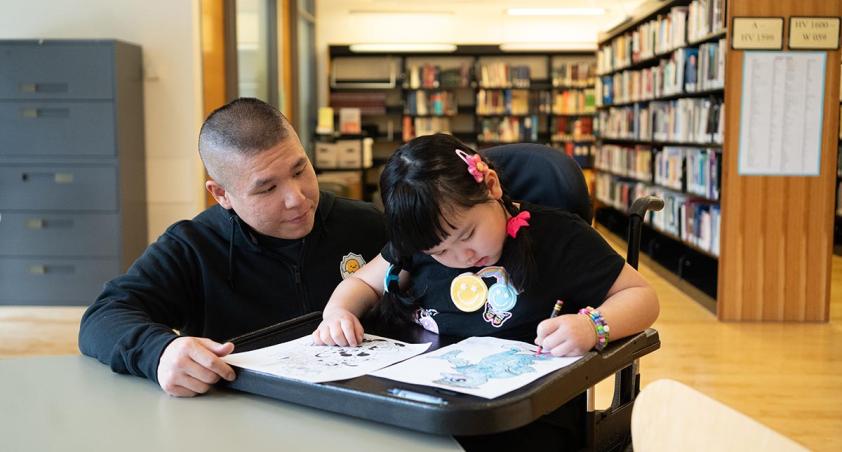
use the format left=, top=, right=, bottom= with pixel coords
left=432, top=348, right=550, bottom=388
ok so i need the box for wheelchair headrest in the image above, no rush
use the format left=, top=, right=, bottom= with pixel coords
left=481, top=143, right=593, bottom=224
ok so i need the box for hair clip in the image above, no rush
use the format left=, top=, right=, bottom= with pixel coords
left=455, top=149, right=487, bottom=183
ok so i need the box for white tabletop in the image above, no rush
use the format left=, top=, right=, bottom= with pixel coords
left=0, top=355, right=463, bottom=452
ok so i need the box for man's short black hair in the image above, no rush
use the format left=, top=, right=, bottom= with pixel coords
left=199, top=98, right=293, bottom=186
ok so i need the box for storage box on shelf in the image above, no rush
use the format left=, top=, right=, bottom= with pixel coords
left=313, top=133, right=375, bottom=201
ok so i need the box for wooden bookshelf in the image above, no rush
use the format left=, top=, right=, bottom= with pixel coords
left=718, top=0, right=841, bottom=321
left=593, top=0, right=842, bottom=321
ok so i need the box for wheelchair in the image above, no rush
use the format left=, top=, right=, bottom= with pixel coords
left=484, top=143, right=664, bottom=451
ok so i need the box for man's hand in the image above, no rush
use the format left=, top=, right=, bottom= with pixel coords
left=156, top=337, right=236, bottom=397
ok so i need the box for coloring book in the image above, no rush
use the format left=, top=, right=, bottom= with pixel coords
left=370, top=336, right=582, bottom=399
left=223, top=334, right=431, bottom=383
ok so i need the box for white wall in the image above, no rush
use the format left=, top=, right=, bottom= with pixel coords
left=0, top=0, right=206, bottom=243
left=315, top=0, right=642, bottom=106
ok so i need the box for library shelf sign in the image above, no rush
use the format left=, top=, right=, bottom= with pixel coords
left=732, top=17, right=784, bottom=51
left=737, top=51, right=826, bottom=177
left=788, top=17, right=841, bottom=51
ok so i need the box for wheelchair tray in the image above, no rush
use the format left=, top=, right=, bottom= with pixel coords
left=222, top=312, right=660, bottom=436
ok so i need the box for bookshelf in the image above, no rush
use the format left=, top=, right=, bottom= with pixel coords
left=593, top=0, right=726, bottom=302
left=595, top=0, right=842, bottom=321
left=327, top=45, right=596, bottom=168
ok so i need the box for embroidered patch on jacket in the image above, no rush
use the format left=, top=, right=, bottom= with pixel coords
left=339, top=252, right=366, bottom=279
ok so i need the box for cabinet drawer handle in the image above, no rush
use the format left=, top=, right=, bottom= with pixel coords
left=54, top=172, right=74, bottom=184
left=18, top=82, right=69, bottom=94
left=26, top=219, right=44, bottom=229
left=20, top=107, right=70, bottom=119
left=26, top=218, right=74, bottom=229
left=28, top=264, right=75, bottom=275
left=20, top=172, right=75, bottom=184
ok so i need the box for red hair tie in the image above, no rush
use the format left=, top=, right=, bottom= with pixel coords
left=506, top=211, right=531, bottom=238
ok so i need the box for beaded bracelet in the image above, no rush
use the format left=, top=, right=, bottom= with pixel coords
left=579, top=307, right=610, bottom=351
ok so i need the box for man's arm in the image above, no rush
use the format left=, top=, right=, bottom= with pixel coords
left=78, top=232, right=234, bottom=396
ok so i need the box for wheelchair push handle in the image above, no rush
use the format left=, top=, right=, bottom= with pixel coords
left=630, top=196, right=664, bottom=218
left=626, top=196, right=664, bottom=270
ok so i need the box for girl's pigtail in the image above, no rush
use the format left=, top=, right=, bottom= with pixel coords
left=372, top=243, right=419, bottom=325
left=499, top=191, right=535, bottom=292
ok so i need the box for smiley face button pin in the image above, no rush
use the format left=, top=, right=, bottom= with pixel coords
left=450, top=272, right=488, bottom=312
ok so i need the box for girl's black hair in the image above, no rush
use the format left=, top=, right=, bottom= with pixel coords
left=376, top=133, right=534, bottom=324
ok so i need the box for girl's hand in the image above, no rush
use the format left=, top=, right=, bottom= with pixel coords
left=534, top=314, right=597, bottom=356
left=312, top=309, right=365, bottom=347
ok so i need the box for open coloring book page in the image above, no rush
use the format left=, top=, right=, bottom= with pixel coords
left=223, top=334, right=431, bottom=383
left=370, top=336, right=583, bottom=399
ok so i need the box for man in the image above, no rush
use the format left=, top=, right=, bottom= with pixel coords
left=79, top=98, right=386, bottom=397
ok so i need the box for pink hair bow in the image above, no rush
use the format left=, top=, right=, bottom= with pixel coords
left=455, top=149, right=488, bottom=183
left=507, top=211, right=531, bottom=238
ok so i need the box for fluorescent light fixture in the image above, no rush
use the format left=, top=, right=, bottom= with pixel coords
left=349, top=10, right=454, bottom=16
left=506, top=8, right=606, bottom=16
left=349, top=43, right=457, bottom=53
left=500, top=42, right=598, bottom=51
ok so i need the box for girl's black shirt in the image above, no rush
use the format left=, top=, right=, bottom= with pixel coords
left=382, top=202, right=625, bottom=342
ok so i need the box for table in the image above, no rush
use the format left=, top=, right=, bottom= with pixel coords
left=0, top=355, right=463, bottom=452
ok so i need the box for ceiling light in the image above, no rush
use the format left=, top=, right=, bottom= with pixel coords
left=349, top=10, right=454, bottom=16
left=500, top=42, right=597, bottom=51
left=506, top=8, right=606, bottom=16
left=349, top=43, right=457, bottom=53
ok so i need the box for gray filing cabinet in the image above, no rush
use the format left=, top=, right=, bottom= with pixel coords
left=0, top=40, right=147, bottom=306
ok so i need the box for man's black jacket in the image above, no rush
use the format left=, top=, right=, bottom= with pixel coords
left=79, top=191, right=385, bottom=382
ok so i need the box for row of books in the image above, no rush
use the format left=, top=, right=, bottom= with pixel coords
left=597, top=97, right=724, bottom=144
left=402, top=116, right=451, bottom=141
left=406, top=63, right=472, bottom=89
left=598, top=40, right=724, bottom=106
left=404, top=91, right=458, bottom=116
left=594, top=144, right=653, bottom=181
left=594, top=173, right=651, bottom=213
left=650, top=98, right=723, bottom=144
left=478, top=116, right=540, bottom=143
left=329, top=92, right=388, bottom=115
left=553, top=88, right=596, bottom=114
left=688, top=40, right=726, bottom=92
left=649, top=187, right=720, bottom=255
left=654, top=147, right=685, bottom=191
left=595, top=173, right=720, bottom=255
left=556, top=142, right=595, bottom=158
left=478, top=63, right=532, bottom=88
left=683, top=147, right=720, bottom=200
left=678, top=199, right=720, bottom=256
left=687, top=0, right=726, bottom=43
left=594, top=145, right=721, bottom=201
left=651, top=188, right=720, bottom=256
left=552, top=61, right=597, bottom=88
left=597, top=6, right=689, bottom=74
left=552, top=116, right=594, bottom=142
left=476, top=89, right=551, bottom=115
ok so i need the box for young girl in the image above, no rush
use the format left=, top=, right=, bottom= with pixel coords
left=313, top=133, right=658, bottom=358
